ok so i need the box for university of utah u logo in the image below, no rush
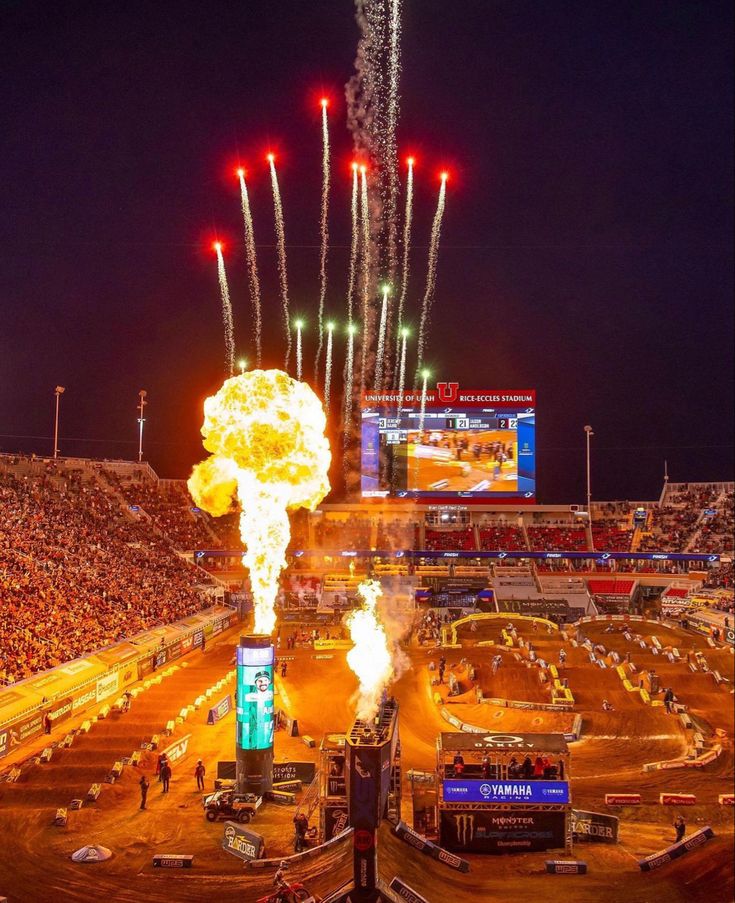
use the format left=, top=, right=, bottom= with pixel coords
left=436, top=382, right=459, bottom=403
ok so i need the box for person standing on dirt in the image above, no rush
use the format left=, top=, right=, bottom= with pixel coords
left=673, top=815, right=686, bottom=842
left=160, top=760, right=172, bottom=794
left=194, top=759, right=206, bottom=791
left=663, top=687, right=675, bottom=714
left=139, top=775, right=149, bottom=810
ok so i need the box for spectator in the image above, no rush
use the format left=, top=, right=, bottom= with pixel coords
left=195, top=759, right=206, bottom=791
left=139, top=775, right=149, bottom=810
left=160, top=760, right=172, bottom=793
left=673, top=815, right=686, bottom=843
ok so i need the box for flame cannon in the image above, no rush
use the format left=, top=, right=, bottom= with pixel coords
left=346, top=700, right=401, bottom=901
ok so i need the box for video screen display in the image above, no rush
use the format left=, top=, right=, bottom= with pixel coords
left=236, top=644, right=274, bottom=750
left=361, top=388, right=536, bottom=501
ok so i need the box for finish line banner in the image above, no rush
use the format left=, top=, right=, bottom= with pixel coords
left=443, top=779, right=570, bottom=805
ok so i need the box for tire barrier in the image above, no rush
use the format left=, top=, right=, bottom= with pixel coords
left=545, top=860, right=588, bottom=874
left=638, top=826, right=714, bottom=872
left=152, top=854, right=194, bottom=868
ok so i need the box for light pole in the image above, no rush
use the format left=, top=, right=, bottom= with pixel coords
left=53, top=386, right=65, bottom=459
left=584, top=424, right=594, bottom=530
left=137, top=390, right=147, bottom=463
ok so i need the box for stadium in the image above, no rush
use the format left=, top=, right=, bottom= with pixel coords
left=1, top=2, right=732, bottom=903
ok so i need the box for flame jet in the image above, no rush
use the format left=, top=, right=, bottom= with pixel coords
left=346, top=580, right=394, bottom=720
left=188, top=370, right=331, bottom=635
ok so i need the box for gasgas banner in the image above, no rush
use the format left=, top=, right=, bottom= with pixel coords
left=235, top=644, right=274, bottom=750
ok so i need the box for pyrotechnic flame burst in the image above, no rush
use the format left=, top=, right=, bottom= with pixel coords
left=188, top=370, right=331, bottom=635
left=346, top=579, right=394, bottom=720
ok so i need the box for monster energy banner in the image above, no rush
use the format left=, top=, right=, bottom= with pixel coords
left=440, top=809, right=566, bottom=854
left=571, top=809, right=619, bottom=844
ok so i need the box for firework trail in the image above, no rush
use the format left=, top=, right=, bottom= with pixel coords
left=359, top=166, right=371, bottom=392
left=397, top=327, right=408, bottom=410
left=416, top=173, right=447, bottom=378
left=394, top=156, right=414, bottom=381
left=418, top=369, right=429, bottom=434
left=374, top=284, right=389, bottom=388
left=314, top=99, right=331, bottom=380
left=268, top=154, right=291, bottom=369
left=385, top=0, right=402, bottom=283
left=214, top=242, right=235, bottom=375
left=324, top=322, right=335, bottom=410
left=346, top=163, right=360, bottom=323
left=237, top=169, right=262, bottom=367
left=295, top=320, right=303, bottom=381
left=343, top=323, right=357, bottom=476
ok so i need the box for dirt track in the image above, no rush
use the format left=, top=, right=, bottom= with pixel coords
left=0, top=618, right=732, bottom=902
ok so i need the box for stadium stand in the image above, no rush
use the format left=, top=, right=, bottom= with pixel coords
left=527, top=526, right=588, bottom=551
left=591, top=518, right=633, bottom=551
left=477, top=525, right=527, bottom=551
left=0, top=457, right=215, bottom=685
left=425, top=528, right=476, bottom=551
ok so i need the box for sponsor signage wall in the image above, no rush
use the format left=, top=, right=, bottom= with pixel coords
left=0, top=727, right=8, bottom=758
left=324, top=804, right=349, bottom=839
left=161, top=733, right=191, bottom=764
left=47, top=696, right=73, bottom=726
left=272, top=761, right=317, bottom=784
left=95, top=672, right=119, bottom=703
left=571, top=809, right=619, bottom=844
left=443, top=779, right=570, bottom=805
left=393, top=821, right=470, bottom=872
left=207, top=695, right=232, bottom=724
left=388, top=877, right=431, bottom=903
left=639, top=826, right=714, bottom=872
left=440, top=809, right=566, bottom=854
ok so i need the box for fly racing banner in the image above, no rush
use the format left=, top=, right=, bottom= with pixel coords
left=161, top=733, right=191, bottom=764
left=443, top=779, right=570, bottom=805
left=440, top=809, right=566, bottom=854
left=222, top=821, right=265, bottom=861
left=571, top=809, right=619, bottom=844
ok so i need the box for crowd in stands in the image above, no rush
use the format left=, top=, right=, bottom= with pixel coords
left=527, top=526, right=588, bottom=551
left=591, top=518, right=633, bottom=552
left=313, top=515, right=372, bottom=551
left=425, top=528, right=476, bottom=551
left=478, top=525, right=526, bottom=551
left=639, top=485, right=721, bottom=552
left=0, top=459, right=213, bottom=685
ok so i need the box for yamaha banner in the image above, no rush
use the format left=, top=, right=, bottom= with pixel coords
left=440, top=809, right=566, bottom=854
left=443, top=779, right=570, bottom=805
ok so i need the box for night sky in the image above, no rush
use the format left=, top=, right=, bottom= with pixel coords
left=1, top=0, right=732, bottom=503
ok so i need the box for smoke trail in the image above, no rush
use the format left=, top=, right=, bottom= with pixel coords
left=359, top=167, right=372, bottom=392
left=419, top=369, right=428, bottom=434
left=346, top=164, right=360, bottom=323
left=295, top=321, right=303, bottom=381
left=324, top=323, right=334, bottom=410
left=268, top=155, right=291, bottom=369
left=214, top=243, right=235, bottom=375
left=394, top=157, right=413, bottom=382
left=315, top=100, right=331, bottom=380
left=416, top=175, right=447, bottom=377
left=374, top=284, right=389, bottom=388
left=237, top=170, right=262, bottom=367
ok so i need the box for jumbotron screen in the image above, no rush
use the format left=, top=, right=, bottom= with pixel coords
left=361, top=385, right=536, bottom=501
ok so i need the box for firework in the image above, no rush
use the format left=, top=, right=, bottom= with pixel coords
left=324, top=322, right=335, bottom=410
left=397, top=326, right=408, bottom=410
left=343, top=322, right=357, bottom=474
left=374, top=284, right=389, bottom=388
left=359, top=165, right=371, bottom=392
left=213, top=242, right=235, bottom=376
left=418, top=367, right=429, bottom=434
left=268, top=153, right=291, bottom=369
left=188, top=370, right=330, bottom=635
left=295, top=319, right=304, bottom=381
left=394, top=156, right=414, bottom=380
left=346, top=163, right=360, bottom=323
left=315, top=98, right=331, bottom=380
left=416, top=172, right=447, bottom=376
left=237, top=168, right=262, bottom=367
left=385, top=0, right=402, bottom=282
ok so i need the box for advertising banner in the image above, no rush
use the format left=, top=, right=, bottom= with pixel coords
left=207, top=695, right=232, bottom=725
left=272, top=762, right=316, bottom=784
left=96, top=672, right=119, bottom=703
left=388, top=877, right=431, bottom=903
left=6, top=709, right=45, bottom=748
left=222, top=821, right=265, bottom=861
left=571, top=809, right=619, bottom=843
left=443, top=779, right=570, bottom=805
left=393, top=822, right=470, bottom=872
left=324, top=804, right=349, bottom=840
left=639, top=826, right=714, bottom=872
left=236, top=645, right=274, bottom=751
left=0, top=727, right=9, bottom=758
left=440, top=809, right=566, bottom=854
left=47, top=696, right=73, bottom=727
left=161, top=733, right=191, bottom=764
